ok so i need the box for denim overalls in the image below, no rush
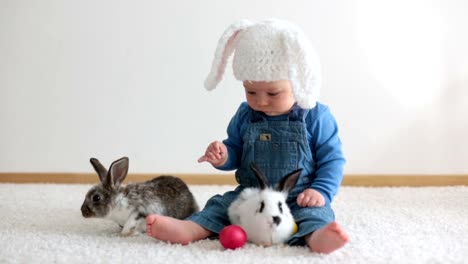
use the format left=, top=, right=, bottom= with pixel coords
left=188, top=105, right=335, bottom=246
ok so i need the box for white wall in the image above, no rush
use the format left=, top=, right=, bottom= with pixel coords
left=1, top=0, right=467, bottom=174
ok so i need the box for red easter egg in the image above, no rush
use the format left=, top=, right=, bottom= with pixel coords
left=219, top=225, right=247, bottom=249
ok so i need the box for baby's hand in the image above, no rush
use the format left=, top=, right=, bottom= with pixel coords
left=197, top=141, right=228, bottom=167
left=297, top=188, right=325, bottom=207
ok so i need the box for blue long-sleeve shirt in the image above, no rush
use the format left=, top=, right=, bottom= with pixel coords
left=217, top=102, right=345, bottom=204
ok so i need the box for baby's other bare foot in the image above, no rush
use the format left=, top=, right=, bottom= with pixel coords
left=306, top=221, right=349, bottom=254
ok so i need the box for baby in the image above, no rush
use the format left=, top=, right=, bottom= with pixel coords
left=147, top=19, right=349, bottom=254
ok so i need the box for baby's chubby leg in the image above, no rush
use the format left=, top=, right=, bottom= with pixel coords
left=147, top=189, right=237, bottom=244
left=305, top=221, right=349, bottom=254
left=146, top=215, right=212, bottom=245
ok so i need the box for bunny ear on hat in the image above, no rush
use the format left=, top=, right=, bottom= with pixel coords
left=283, top=29, right=322, bottom=109
left=204, top=20, right=253, bottom=91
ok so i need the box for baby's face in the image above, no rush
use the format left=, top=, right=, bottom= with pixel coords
left=243, top=80, right=295, bottom=116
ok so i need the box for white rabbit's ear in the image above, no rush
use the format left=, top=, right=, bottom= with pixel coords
left=250, top=162, right=269, bottom=190
left=107, top=157, right=129, bottom=188
left=204, top=19, right=253, bottom=91
left=90, top=158, right=107, bottom=183
left=277, top=168, right=302, bottom=193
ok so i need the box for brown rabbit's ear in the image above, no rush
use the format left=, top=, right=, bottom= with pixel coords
left=277, top=169, right=302, bottom=193
left=107, top=157, right=129, bottom=188
left=90, top=158, right=108, bottom=183
left=250, top=162, right=268, bottom=190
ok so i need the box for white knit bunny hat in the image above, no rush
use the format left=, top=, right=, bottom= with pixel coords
left=204, top=19, right=322, bottom=109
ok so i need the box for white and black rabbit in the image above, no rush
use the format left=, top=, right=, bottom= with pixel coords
left=81, top=157, right=199, bottom=236
left=228, top=163, right=301, bottom=246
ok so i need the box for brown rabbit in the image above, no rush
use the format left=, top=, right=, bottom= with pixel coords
left=81, top=157, right=199, bottom=236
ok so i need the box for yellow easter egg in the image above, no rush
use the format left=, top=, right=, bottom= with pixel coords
left=292, top=222, right=298, bottom=234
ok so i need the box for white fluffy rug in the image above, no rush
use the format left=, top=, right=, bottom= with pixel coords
left=1, top=184, right=467, bottom=264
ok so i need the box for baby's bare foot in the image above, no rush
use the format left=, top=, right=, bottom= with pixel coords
left=146, top=215, right=210, bottom=245
left=306, top=221, right=349, bottom=254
